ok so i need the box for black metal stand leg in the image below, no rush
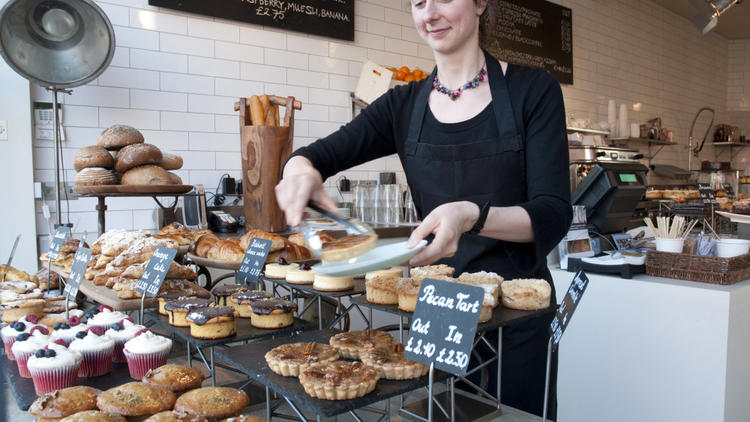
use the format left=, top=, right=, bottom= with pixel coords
left=497, top=326, right=502, bottom=409
left=266, top=386, right=272, bottom=421
left=96, top=197, right=107, bottom=237
left=542, top=337, right=553, bottom=422
left=317, top=295, right=323, bottom=330
left=210, top=346, right=215, bottom=386
left=186, top=343, right=192, bottom=367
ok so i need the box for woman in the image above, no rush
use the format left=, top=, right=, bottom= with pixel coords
left=276, top=0, right=572, bottom=417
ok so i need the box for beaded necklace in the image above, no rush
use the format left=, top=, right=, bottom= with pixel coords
left=432, top=65, right=487, bottom=100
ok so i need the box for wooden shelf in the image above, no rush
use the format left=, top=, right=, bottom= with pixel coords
left=567, top=127, right=611, bottom=136
left=712, top=142, right=750, bottom=147
left=610, top=137, right=676, bottom=146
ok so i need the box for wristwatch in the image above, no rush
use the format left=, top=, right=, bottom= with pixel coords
left=467, top=201, right=491, bottom=235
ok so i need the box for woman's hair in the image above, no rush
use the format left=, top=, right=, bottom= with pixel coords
left=478, top=0, right=495, bottom=49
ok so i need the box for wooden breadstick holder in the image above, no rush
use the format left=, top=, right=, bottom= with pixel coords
left=236, top=95, right=302, bottom=232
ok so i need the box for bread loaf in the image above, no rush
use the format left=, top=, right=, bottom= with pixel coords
left=121, top=165, right=172, bottom=185
left=115, top=143, right=163, bottom=172
left=167, top=172, right=183, bottom=185
left=74, top=145, right=115, bottom=171
left=159, top=153, right=183, bottom=170
left=97, top=125, right=144, bottom=149
left=75, top=167, right=118, bottom=186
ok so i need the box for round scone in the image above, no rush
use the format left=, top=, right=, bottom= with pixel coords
left=159, top=152, right=184, bottom=170
left=142, top=364, right=205, bottom=393
left=501, top=279, right=551, bottom=311
left=321, top=234, right=377, bottom=262
left=60, top=410, right=127, bottom=422
left=229, top=290, right=273, bottom=318
left=74, top=146, right=115, bottom=171
left=264, top=262, right=299, bottom=279
left=396, top=278, right=422, bottom=312
left=115, top=143, right=163, bottom=172
left=299, top=361, right=379, bottom=400
left=97, top=125, right=144, bottom=150
left=361, top=343, right=429, bottom=380
left=74, top=167, right=118, bottom=186
left=29, top=386, right=102, bottom=422
left=329, top=329, right=395, bottom=360
left=313, top=273, right=354, bottom=292
left=365, top=275, right=399, bottom=305
left=248, top=299, right=297, bottom=329
left=185, top=306, right=238, bottom=339
left=97, top=382, right=176, bottom=416
left=265, top=342, right=340, bottom=377
left=174, top=387, right=249, bottom=419
left=121, top=164, right=172, bottom=185
left=365, top=267, right=403, bottom=280
left=144, top=410, right=207, bottom=422
left=410, top=264, right=455, bottom=281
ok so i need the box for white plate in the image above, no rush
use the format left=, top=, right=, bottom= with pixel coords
left=717, top=211, right=750, bottom=224
left=312, top=240, right=428, bottom=276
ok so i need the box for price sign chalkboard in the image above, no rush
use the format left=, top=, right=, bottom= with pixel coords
left=64, top=247, right=92, bottom=300
left=550, top=270, right=588, bottom=349
left=135, top=247, right=177, bottom=298
left=404, top=279, right=484, bottom=376
left=480, top=0, right=573, bottom=84
left=698, top=184, right=718, bottom=205
left=237, top=238, right=273, bottom=285
left=149, top=0, right=355, bottom=41
left=47, top=226, right=71, bottom=261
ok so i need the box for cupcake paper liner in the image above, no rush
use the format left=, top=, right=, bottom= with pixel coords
left=2, top=335, right=17, bottom=360
left=123, top=348, right=169, bottom=379
left=77, top=347, right=114, bottom=377
left=28, top=363, right=80, bottom=395
left=14, top=349, right=35, bottom=378
left=87, top=322, right=117, bottom=332
left=112, top=339, right=128, bottom=363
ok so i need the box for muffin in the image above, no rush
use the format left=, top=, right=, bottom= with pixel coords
left=50, top=319, right=87, bottom=347
left=265, top=342, right=340, bottom=377
left=29, top=386, right=101, bottom=421
left=2, top=316, right=44, bottom=359
left=123, top=331, right=173, bottom=379
left=157, top=291, right=198, bottom=315
left=185, top=307, right=238, bottom=339
left=365, top=267, right=403, bottom=280
left=329, top=329, right=395, bottom=360
left=299, top=361, right=379, bottom=400
left=105, top=319, right=146, bottom=363
left=410, top=264, right=455, bottom=281
left=68, top=329, right=114, bottom=377
left=229, top=290, right=273, bottom=318
left=142, top=364, right=205, bottom=393
left=164, top=299, right=212, bottom=327
left=144, top=411, right=207, bottom=422
left=27, top=343, right=83, bottom=395
left=86, top=307, right=127, bottom=332
left=97, top=382, right=176, bottom=417
left=11, top=328, right=51, bottom=377
left=210, top=284, right=248, bottom=307
left=312, top=274, right=354, bottom=291
left=174, top=387, right=250, bottom=419
left=396, top=278, right=422, bottom=312
left=248, top=299, right=297, bottom=329
left=263, top=262, right=299, bottom=280
left=365, top=276, right=399, bottom=305
left=360, top=343, right=429, bottom=380
left=59, top=410, right=126, bottom=422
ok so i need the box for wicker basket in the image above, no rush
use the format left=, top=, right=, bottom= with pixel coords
left=645, top=250, right=750, bottom=285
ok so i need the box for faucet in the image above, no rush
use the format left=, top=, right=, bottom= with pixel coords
left=688, top=106, right=715, bottom=171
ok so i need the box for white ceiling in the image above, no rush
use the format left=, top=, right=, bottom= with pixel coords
left=654, top=0, right=750, bottom=39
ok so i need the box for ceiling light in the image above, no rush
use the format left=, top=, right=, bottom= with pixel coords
left=691, top=0, right=743, bottom=35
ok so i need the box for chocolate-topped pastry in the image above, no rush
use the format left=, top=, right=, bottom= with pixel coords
left=229, top=290, right=273, bottom=318
left=157, top=291, right=197, bottom=316
left=211, top=284, right=248, bottom=307
left=164, top=299, right=212, bottom=327
left=185, top=306, right=238, bottom=339
left=248, top=299, right=297, bottom=329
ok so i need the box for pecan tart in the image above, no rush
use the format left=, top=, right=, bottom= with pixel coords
left=360, top=343, right=429, bottom=380
left=299, top=361, right=379, bottom=400
left=329, top=329, right=395, bottom=359
left=265, top=342, right=340, bottom=377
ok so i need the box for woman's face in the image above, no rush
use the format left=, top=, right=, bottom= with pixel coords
left=411, top=0, right=486, bottom=55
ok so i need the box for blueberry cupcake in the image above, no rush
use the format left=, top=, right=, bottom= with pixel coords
left=27, top=343, right=83, bottom=395
left=69, top=328, right=115, bottom=377
left=1, top=314, right=44, bottom=360
left=51, top=317, right=88, bottom=346
left=86, top=306, right=128, bottom=332
left=105, top=319, right=146, bottom=363
left=123, top=331, right=173, bottom=379
left=11, top=328, right=51, bottom=377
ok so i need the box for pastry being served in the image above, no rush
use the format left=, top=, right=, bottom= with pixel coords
left=186, top=306, right=238, bottom=339
left=320, top=234, right=377, bottom=262
left=299, top=361, right=379, bottom=400
left=360, top=343, right=429, bottom=380
left=265, top=342, right=340, bottom=377
left=174, top=387, right=249, bottom=419
left=229, top=290, right=273, bottom=318
left=329, top=329, right=395, bottom=360
left=248, top=299, right=297, bottom=329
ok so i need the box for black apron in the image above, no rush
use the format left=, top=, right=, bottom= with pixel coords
left=401, top=51, right=557, bottom=418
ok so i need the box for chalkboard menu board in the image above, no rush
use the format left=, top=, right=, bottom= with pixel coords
left=135, top=247, right=178, bottom=298
left=480, top=0, right=573, bottom=84
left=237, top=238, right=273, bottom=285
left=698, top=184, right=718, bottom=205
left=47, top=226, right=71, bottom=261
left=404, top=279, right=484, bottom=376
left=64, top=247, right=92, bottom=301
left=550, top=270, right=588, bottom=349
left=149, top=0, right=354, bottom=41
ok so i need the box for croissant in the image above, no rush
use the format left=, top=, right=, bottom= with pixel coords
left=160, top=222, right=193, bottom=237
left=195, top=233, right=220, bottom=257
left=207, top=240, right=245, bottom=262
left=240, top=229, right=285, bottom=252
left=266, top=240, right=313, bottom=263
left=191, top=229, right=214, bottom=242
left=150, top=233, right=191, bottom=246
left=112, top=237, right=180, bottom=267
left=60, top=238, right=89, bottom=254
left=93, top=255, right=114, bottom=270
left=1, top=265, right=34, bottom=283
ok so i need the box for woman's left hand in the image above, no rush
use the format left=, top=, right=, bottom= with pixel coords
left=406, top=201, right=479, bottom=266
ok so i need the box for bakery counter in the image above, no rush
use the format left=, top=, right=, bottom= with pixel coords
left=214, top=223, right=415, bottom=240
left=551, top=267, right=750, bottom=422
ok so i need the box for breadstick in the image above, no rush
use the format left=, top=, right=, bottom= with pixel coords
left=261, top=94, right=271, bottom=117
left=274, top=104, right=280, bottom=126
left=249, top=95, right=265, bottom=126
left=265, top=109, right=276, bottom=126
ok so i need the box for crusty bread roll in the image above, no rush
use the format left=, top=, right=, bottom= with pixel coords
left=501, top=278, right=551, bottom=311
left=97, top=125, right=144, bottom=150
left=167, top=172, right=183, bottom=185
left=159, top=153, right=183, bottom=170
left=74, top=167, right=118, bottom=186
left=121, top=164, right=172, bottom=185
left=115, top=143, right=163, bottom=172
left=74, top=145, right=115, bottom=171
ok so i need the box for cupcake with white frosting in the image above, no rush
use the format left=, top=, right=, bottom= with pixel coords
left=27, top=342, right=82, bottom=395
left=85, top=306, right=128, bottom=332
left=69, top=328, right=115, bottom=377
left=105, top=319, right=146, bottom=363
left=11, top=328, right=50, bottom=377
left=1, top=314, right=44, bottom=360
left=123, top=330, right=172, bottom=379
left=50, top=318, right=88, bottom=346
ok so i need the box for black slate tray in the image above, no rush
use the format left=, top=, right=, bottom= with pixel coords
left=216, top=328, right=451, bottom=418
left=147, top=311, right=313, bottom=348
left=1, top=355, right=134, bottom=411
left=263, top=276, right=367, bottom=299
left=349, top=296, right=556, bottom=333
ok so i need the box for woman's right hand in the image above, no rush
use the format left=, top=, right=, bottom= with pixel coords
left=275, top=156, right=338, bottom=226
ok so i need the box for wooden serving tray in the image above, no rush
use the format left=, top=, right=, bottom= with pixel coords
left=73, top=184, right=193, bottom=195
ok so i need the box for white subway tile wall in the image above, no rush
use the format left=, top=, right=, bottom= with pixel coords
left=31, top=0, right=747, bottom=243
left=728, top=39, right=750, bottom=171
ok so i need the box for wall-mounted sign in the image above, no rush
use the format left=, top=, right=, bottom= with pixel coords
left=149, top=0, right=354, bottom=41
left=481, top=0, right=573, bottom=84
